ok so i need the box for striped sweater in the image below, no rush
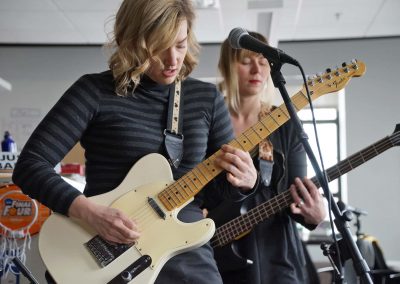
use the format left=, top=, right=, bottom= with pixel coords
left=12, top=71, right=235, bottom=217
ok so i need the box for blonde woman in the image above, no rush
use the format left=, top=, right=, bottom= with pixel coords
left=205, top=32, right=326, bottom=284
left=13, top=0, right=258, bottom=283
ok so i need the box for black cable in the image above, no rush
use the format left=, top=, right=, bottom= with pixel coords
left=296, top=63, right=344, bottom=279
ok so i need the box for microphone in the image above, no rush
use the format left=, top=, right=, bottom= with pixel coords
left=228, top=27, right=299, bottom=66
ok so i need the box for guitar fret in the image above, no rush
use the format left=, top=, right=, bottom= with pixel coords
left=159, top=190, right=178, bottom=209
left=374, top=144, right=386, bottom=155
left=278, top=105, right=291, bottom=120
left=371, top=144, right=380, bottom=155
left=292, top=93, right=307, bottom=111
left=244, top=127, right=262, bottom=146
left=212, top=130, right=398, bottom=249
left=173, top=183, right=189, bottom=201
left=165, top=185, right=182, bottom=204
left=358, top=151, right=366, bottom=163
left=181, top=179, right=196, bottom=196
left=191, top=169, right=207, bottom=186
left=196, top=162, right=214, bottom=182
left=227, top=226, right=234, bottom=241
left=266, top=113, right=280, bottom=130
left=349, top=155, right=363, bottom=169
left=175, top=180, right=192, bottom=199
left=258, top=119, right=273, bottom=136
left=255, top=205, right=264, bottom=224
left=231, top=220, right=240, bottom=238
left=186, top=173, right=201, bottom=192
left=238, top=135, right=252, bottom=151
left=201, top=156, right=219, bottom=177
left=250, top=124, right=264, bottom=141
left=240, top=216, right=249, bottom=232
left=291, top=100, right=301, bottom=112
left=230, top=138, right=245, bottom=150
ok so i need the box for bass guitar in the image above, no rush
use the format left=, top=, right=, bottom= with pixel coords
left=210, top=123, right=400, bottom=272
left=38, top=61, right=365, bottom=284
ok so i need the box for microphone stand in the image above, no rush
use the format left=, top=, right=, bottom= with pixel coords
left=269, top=60, right=373, bottom=284
left=11, top=257, right=39, bottom=284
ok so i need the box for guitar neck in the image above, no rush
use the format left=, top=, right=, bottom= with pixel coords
left=211, top=131, right=399, bottom=248
left=311, top=134, right=396, bottom=187
left=158, top=90, right=310, bottom=211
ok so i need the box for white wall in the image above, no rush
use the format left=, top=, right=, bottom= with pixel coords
left=0, top=46, right=109, bottom=147
left=0, top=45, right=109, bottom=283
left=278, top=37, right=400, bottom=262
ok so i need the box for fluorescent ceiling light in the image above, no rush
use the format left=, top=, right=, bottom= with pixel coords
left=0, top=77, right=12, bottom=92
left=192, top=0, right=220, bottom=9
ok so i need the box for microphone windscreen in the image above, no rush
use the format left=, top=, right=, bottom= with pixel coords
left=228, top=27, right=248, bottom=49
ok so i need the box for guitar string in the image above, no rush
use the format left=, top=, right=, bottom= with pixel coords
left=114, top=72, right=366, bottom=242
left=212, top=135, right=396, bottom=245
left=213, top=133, right=399, bottom=246
left=211, top=132, right=399, bottom=246
left=154, top=92, right=303, bottom=211
left=108, top=88, right=370, bottom=239
left=113, top=91, right=351, bottom=240
left=108, top=91, right=310, bottom=236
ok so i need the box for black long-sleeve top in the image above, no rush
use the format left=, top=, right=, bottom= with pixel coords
left=13, top=71, right=238, bottom=217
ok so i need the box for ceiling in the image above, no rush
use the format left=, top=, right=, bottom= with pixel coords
left=0, top=0, right=399, bottom=46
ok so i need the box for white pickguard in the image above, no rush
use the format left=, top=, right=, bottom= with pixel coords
left=39, top=153, right=215, bottom=284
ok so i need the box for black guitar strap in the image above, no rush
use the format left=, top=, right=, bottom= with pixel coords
left=164, top=77, right=184, bottom=168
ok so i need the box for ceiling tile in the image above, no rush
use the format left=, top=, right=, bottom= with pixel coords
left=0, top=0, right=399, bottom=44
left=366, top=0, right=400, bottom=36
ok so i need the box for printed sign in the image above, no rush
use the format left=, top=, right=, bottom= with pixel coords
left=0, top=184, right=51, bottom=237
left=0, top=152, right=19, bottom=170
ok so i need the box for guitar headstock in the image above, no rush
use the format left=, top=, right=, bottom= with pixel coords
left=301, top=60, right=366, bottom=99
left=391, top=124, right=400, bottom=146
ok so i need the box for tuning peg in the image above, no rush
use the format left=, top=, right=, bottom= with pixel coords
left=325, top=68, right=333, bottom=79
left=350, top=59, right=359, bottom=70
left=315, top=72, right=323, bottom=83
left=334, top=67, right=341, bottom=76
left=307, top=76, right=315, bottom=86
left=341, top=62, right=349, bottom=73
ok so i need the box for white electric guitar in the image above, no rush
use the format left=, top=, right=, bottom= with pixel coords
left=38, top=60, right=366, bottom=284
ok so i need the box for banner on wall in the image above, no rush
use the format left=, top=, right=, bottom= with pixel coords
left=0, top=152, right=19, bottom=171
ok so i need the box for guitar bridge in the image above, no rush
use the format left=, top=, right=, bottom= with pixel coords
left=85, top=235, right=133, bottom=267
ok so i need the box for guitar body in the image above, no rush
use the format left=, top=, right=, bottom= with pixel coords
left=209, top=198, right=254, bottom=272
left=39, top=153, right=215, bottom=284
left=214, top=241, right=253, bottom=272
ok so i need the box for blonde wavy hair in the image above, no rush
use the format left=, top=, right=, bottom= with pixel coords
left=218, top=31, right=275, bottom=115
left=107, top=0, right=200, bottom=96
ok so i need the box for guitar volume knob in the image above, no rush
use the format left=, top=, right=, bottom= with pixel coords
left=121, top=271, right=133, bottom=282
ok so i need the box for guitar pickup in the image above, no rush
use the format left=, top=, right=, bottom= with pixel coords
left=148, top=197, right=166, bottom=219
